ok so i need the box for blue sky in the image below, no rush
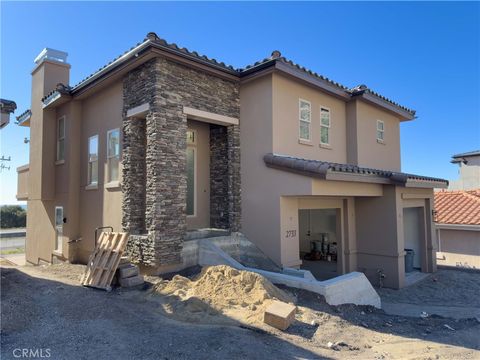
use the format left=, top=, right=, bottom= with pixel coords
left=1, top=1, right=479, bottom=204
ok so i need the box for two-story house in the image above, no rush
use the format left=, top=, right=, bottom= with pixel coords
left=16, top=33, right=447, bottom=289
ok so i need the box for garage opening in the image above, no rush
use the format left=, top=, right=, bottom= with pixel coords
left=299, top=208, right=339, bottom=280
left=403, top=207, right=425, bottom=272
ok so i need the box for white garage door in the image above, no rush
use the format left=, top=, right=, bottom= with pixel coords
left=403, top=207, right=424, bottom=269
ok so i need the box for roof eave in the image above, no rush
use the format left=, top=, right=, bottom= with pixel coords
left=70, top=39, right=240, bottom=99
left=16, top=111, right=31, bottom=127
left=405, top=178, right=448, bottom=189
left=70, top=40, right=152, bottom=95
left=325, top=171, right=392, bottom=184
left=43, top=92, right=72, bottom=109
left=353, top=92, right=416, bottom=121
left=273, top=61, right=350, bottom=100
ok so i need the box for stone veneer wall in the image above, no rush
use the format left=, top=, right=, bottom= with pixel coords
left=209, top=125, right=241, bottom=232
left=210, top=125, right=229, bottom=229
left=122, top=56, right=241, bottom=267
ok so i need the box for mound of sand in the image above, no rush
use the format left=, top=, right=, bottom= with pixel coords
left=151, top=265, right=294, bottom=326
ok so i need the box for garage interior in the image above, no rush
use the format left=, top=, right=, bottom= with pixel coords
left=299, top=208, right=340, bottom=280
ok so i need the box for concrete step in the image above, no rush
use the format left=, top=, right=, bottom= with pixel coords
left=117, top=264, right=139, bottom=279
left=119, top=274, right=144, bottom=288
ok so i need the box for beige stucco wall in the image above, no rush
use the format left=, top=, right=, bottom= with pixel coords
left=16, top=165, right=29, bottom=200
left=74, top=81, right=123, bottom=263
left=437, top=227, right=480, bottom=268
left=186, top=120, right=210, bottom=230
left=241, top=74, right=314, bottom=266
left=355, top=186, right=436, bottom=288
left=26, top=79, right=124, bottom=264
left=355, top=185, right=404, bottom=288
left=239, top=72, right=432, bottom=288
left=272, top=73, right=347, bottom=163
left=25, top=60, right=70, bottom=264
left=355, top=100, right=402, bottom=171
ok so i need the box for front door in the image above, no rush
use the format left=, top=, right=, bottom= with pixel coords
left=55, top=206, right=63, bottom=254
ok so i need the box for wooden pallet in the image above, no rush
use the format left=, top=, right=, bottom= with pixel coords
left=81, top=232, right=129, bottom=291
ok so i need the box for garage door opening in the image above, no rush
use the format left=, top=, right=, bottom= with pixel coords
left=403, top=207, right=426, bottom=272
left=299, top=208, right=340, bottom=280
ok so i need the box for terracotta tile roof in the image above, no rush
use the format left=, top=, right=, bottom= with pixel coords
left=434, top=190, right=480, bottom=225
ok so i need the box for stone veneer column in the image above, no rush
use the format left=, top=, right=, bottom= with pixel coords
left=210, top=125, right=229, bottom=229
left=121, top=116, right=146, bottom=235
left=210, top=124, right=241, bottom=231
left=227, top=124, right=241, bottom=232
left=145, top=107, right=187, bottom=266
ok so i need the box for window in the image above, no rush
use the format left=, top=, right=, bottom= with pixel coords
left=87, top=135, right=98, bottom=185
left=320, top=107, right=330, bottom=145
left=57, top=116, right=65, bottom=161
left=186, top=130, right=196, bottom=216
left=377, top=120, right=385, bottom=142
left=299, top=99, right=311, bottom=141
left=107, top=129, right=120, bottom=182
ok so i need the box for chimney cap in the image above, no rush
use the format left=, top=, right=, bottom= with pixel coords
left=34, top=48, right=68, bottom=65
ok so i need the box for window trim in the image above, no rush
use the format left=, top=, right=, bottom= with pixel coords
left=376, top=120, right=385, bottom=142
left=186, top=129, right=197, bottom=218
left=298, top=98, right=312, bottom=142
left=56, top=116, right=66, bottom=162
left=87, top=134, right=99, bottom=187
left=106, top=128, right=120, bottom=184
left=320, top=106, right=331, bottom=146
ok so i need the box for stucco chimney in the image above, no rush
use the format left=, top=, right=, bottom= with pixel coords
left=29, top=48, right=71, bottom=200
left=34, top=48, right=69, bottom=65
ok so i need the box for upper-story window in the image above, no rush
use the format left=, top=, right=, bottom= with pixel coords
left=299, top=99, right=311, bottom=141
left=376, top=120, right=385, bottom=142
left=107, top=129, right=120, bottom=183
left=320, top=107, right=331, bottom=145
left=87, top=135, right=99, bottom=185
left=56, top=116, right=65, bottom=162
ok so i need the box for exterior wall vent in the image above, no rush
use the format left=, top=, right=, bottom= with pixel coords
left=34, top=48, right=68, bottom=65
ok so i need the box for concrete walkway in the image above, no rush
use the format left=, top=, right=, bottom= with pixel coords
left=382, top=301, right=480, bottom=321
left=0, top=253, right=26, bottom=266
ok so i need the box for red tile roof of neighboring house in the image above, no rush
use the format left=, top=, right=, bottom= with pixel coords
left=434, top=190, right=480, bottom=225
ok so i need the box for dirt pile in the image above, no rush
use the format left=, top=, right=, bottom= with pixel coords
left=151, top=265, right=294, bottom=326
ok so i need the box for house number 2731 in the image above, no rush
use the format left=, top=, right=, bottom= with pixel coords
left=285, top=230, right=296, bottom=238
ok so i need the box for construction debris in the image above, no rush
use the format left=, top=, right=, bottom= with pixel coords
left=263, top=300, right=296, bottom=330
left=444, top=324, right=456, bottom=331
left=81, top=232, right=129, bottom=291
left=152, top=265, right=294, bottom=326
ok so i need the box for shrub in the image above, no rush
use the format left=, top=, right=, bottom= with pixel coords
left=0, top=205, right=27, bottom=229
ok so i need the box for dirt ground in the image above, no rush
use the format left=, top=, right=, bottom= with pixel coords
left=378, top=269, right=480, bottom=308
left=1, top=262, right=479, bottom=360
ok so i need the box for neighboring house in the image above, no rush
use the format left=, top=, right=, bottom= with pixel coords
left=16, top=32, right=447, bottom=289
left=0, top=99, right=17, bottom=129
left=434, top=190, right=480, bottom=269
left=448, top=150, right=480, bottom=190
